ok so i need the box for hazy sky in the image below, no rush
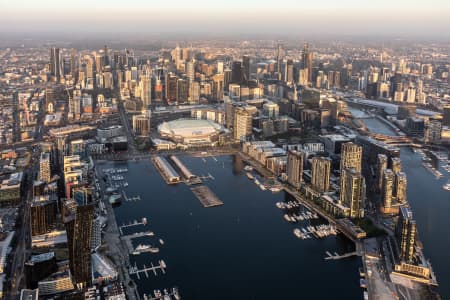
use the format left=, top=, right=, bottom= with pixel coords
left=0, top=0, right=449, bottom=37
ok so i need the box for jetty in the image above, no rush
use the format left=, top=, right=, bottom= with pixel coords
left=129, top=260, right=167, bottom=279
left=190, top=185, right=223, bottom=207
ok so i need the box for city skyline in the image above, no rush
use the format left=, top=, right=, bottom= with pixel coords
left=1, top=0, right=450, bottom=37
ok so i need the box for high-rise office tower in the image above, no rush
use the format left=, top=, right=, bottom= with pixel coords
left=103, top=45, right=109, bottom=66
left=177, top=79, right=189, bottom=103
left=39, top=152, right=51, bottom=183
left=395, top=172, right=407, bottom=203
left=381, top=169, right=394, bottom=209
left=340, top=168, right=366, bottom=218
left=231, top=61, right=243, bottom=84
left=242, top=55, right=250, bottom=86
left=276, top=43, right=283, bottom=81
left=396, top=206, right=417, bottom=262
left=285, top=59, right=294, bottom=84
left=95, top=53, right=103, bottom=74
left=287, top=150, right=305, bottom=189
left=186, top=59, right=195, bottom=84
left=334, top=71, right=341, bottom=88
left=377, top=154, right=388, bottom=193
left=212, top=74, right=224, bottom=102
left=340, top=142, right=362, bottom=173
left=302, top=43, right=313, bottom=84
left=165, top=73, right=178, bottom=104
left=64, top=187, right=94, bottom=288
left=70, top=48, right=77, bottom=79
left=311, top=156, right=331, bottom=193
left=50, top=47, right=62, bottom=79
left=141, top=74, right=152, bottom=108
left=233, top=106, right=255, bottom=141
left=132, top=111, right=151, bottom=137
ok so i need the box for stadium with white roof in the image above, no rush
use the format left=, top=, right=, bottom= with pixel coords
left=157, top=119, right=223, bottom=146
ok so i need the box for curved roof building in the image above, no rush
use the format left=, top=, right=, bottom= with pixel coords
left=157, top=119, right=222, bottom=146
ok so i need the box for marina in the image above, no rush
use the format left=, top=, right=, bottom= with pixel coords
left=101, top=156, right=362, bottom=299
left=190, top=185, right=224, bottom=207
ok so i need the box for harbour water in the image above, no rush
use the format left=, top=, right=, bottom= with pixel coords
left=98, top=156, right=361, bottom=299
left=351, top=109, right=450, bottom=298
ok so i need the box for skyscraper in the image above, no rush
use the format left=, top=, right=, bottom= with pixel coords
left=233, top=106, right=255, bottom=141
left=396, top=206, right=417, bottom=262
left=231, top=61, right=243, bottom=85
left=340, top=142, right=362, bottom=173
left=391, top=157, right=402, bottom=174
left=377, top=154, right=388, bottom=193
left=186, top=59, right=195, bottom=84
left=50, top=47, right=62, bottom=79
left=443, top=105, right=450, bottom=127
left=340, top=168, right=366, bottom=218
left=381, top=169, right=394, bottom=209
left=284, top=59, right=294, bottom=84
left=276, top=43, right=283, bottom=81
left=30, top=196, right=57, bottom=236
left=39, top=153, right=51, bottom=183
left=63, top=187, right=94, bottom=288
left=301, top=43, right=313, bottom=84
left=141, top=74, right=152, bottom=108
left=45, top=87, right=55, bottom=113
left=395, top=172, right=407, bottom=203
left=212, top=74, right=224, bottom=102
left=165, top=73, right=178, bottom=104
left=242, top=55, right=250, bottom=86
left=311, top=156, right=331, bottom=193
left=287, top=150, right=305, bottom=189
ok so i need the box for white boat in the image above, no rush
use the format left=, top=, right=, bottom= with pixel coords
left=259, top=184, right=266, bottom=191
left=283, top=214, right=291, bottom=222
left=159, top=239, right=165, bottom=245
left=293, top=228, right=302, bottom=238
left=246, top=172, right=254, bottom=180
left=244, top=165, right=253, bottom=171
left=270, top=187, right=282, bottom=193
left=443, top=183, right=450, bottom=191
left=145, top=231, right=155, bottom=236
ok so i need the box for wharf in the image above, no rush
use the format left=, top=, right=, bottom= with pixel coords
left=122, top=190, right=141, bottom=202
left=119, top=218, right=148, bottom=235
left=325, top=251, right=359, bottom=260
left=190, top=185, right=224, bottom=207
left=121, top=231, right=155, bottom=254
left=130, top=260, right=167, bottom=279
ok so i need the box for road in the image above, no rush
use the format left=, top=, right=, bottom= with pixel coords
left=6, top=163, right=34, bottom=299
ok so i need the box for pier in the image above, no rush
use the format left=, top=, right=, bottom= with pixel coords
left=121, top=231, right=155, bottom=254
left=325, top=251, right=359, bottom=260
left=119, top=218, right=148, bottom=235
left=151, top=156, right=181, bottom=184
left=122, top=190, right=141, bottom=202
left=129, top=260, right=167, bottom=279
left=191, top=185, right=224, bottom=207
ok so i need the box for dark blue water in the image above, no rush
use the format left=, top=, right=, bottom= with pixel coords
left=98, top=155, right=362, bottom=299
left=358, top=111, right=450, bottom=298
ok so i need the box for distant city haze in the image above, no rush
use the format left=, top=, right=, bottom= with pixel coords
left=0, top=0, right=449, bottom=37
